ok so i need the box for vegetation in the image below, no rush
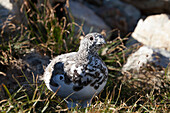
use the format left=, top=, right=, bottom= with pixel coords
left=0, top=1, right=169, bottom=112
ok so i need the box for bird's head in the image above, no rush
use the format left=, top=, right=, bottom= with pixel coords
left=79, top=32, right=106, bottom=53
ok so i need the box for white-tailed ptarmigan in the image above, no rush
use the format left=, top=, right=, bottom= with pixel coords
left=43, top=32, right=108, bottom=108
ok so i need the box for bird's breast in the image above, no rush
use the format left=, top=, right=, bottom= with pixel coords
left=62, top=56, right=108, bottom=92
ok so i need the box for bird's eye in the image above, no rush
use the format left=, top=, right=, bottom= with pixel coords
left=60, top=76, right=63, bottom=80
left=90, top=36, right=93, bottom=41
left=99, top=35, right=103, bottom=38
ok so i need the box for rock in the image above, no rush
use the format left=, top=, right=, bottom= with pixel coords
left=122, top=46, right=153, bottom=71
left=69, top=0, right=111, bottom=34
left=10, top=0, right=27, bottom=24
left=132, top=14, right=170, bottom=51
left=95, top=0, right=141, bottom=36
left=122, top=45, right=170, bottom=90
left=0, top=0, right=12, bottom=10
left=85, top=0, right=103, bottom=6
left=122, top=14, right=170, bottom=91
left=0, top=0, right=13, bottom=27
left=123, top=44, right=170, bottom=69
left=125, top=14, right=170, bottom=69
left=123, top=15, right=170, bottom=79
left=151, top=48, right=170, bottom=68
left=22, top=52, right=50, bottom=76
left=121, top=0, right=170, bottom=15
left=0, top=52, right=49, bottom=99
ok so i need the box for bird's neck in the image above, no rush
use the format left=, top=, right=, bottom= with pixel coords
left=77, top=42, right=98, bottom=60
left=77, top=49, right=98, bottom=60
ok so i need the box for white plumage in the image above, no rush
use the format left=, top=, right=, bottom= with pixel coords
left=43, top=32, right=108, bottom=108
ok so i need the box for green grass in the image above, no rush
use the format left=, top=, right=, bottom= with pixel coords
left=0, top=1, right=169, bottom=112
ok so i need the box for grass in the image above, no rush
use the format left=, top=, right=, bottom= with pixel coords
left=0, top=1, right=169, bottom=112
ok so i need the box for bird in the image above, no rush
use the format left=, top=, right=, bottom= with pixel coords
left=43, top=32, right=108, bottom=108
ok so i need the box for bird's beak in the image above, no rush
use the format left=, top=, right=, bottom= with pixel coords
left=96, top=38, right=106, bottom=46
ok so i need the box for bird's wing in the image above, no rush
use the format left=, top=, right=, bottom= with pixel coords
left=43, top=52, right=76, bottom=86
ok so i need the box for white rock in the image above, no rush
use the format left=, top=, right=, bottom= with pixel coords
left=0, top=0, right=12, bottom=10
left=122, top=46, right=153, bottom=71
left=132, top=14, right=170, bottom=51
left=123, top=45, right=170, bottom=71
